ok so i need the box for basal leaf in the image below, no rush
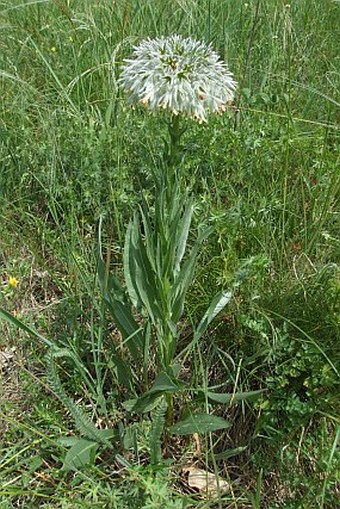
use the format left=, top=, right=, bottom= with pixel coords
left=0, top=307, right=52, bottom=347
left=123, top=219, right=140, bottom=308
left=149, top=371, right=184, bottom=394
left=123, top=393, right=162, bottom=414
left=214, top=446, right=247, bottom=461
left=169, top=413, right=231, bottom=435
left=196, top=389, right=265, bottom=405
left=61, top=438, right=99, bottom=472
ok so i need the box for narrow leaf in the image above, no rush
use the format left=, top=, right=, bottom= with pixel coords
left=196, top=389, right=265, bottom=405
left=170, top=414, right=231, bottom=435
left=123, top=220, right=140, bottom=308
left=0, top=308, right=53, bottom=347
left=194, top=290, right=232, bottom=342
left=214, top=446, right=247, bottom=461
left=174, top=202, right=194, bottom=273
left=105, top=299, right=142, bottom=361
left=123, top=394, right=162, bottom=414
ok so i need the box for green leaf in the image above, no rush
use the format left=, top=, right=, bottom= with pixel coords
left=95, top=429, right=118, bottom=441
left=0, top=307, right=53, bottom=347
left=61, top=439, right=99, bottom=471
left=125, top=372, right=184, bottom=414
left=195, top=290, right=232, bottom=342
left=125, top=215, right=162, bottom=324
left=171, top=226, right=213, bottom=323
left=196, top=389, right=265, bottom=405
left=149, top=371, right=184, bottom=394
left=58, top=437, right=81, bottom=447
left=149, top=397, right=168, bottom=465
left=174, top=202, right=194, bottom=273
left=105, top=299, right=143, bottom=361
left=123, top=220, right=140, bottom=308
left=123, top=394, right=162, bottom=414
left=214, top=446, right=247, bottom=461
left=109, top=345, right=136, bottom=390
left=169, top=414, right=231, bottom=435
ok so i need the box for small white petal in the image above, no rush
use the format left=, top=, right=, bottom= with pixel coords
left=118, top=35, right=237, bottom=123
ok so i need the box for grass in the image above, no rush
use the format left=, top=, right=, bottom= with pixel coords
left=0, top=0, right=339, bottom=507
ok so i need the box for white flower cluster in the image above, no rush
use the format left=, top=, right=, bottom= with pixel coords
left=119, top=34, right=237, bottom=123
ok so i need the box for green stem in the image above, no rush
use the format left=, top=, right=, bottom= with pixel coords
left=167, top=114, right=183, bottom=169
left=165, top=114, right=183, bottom=205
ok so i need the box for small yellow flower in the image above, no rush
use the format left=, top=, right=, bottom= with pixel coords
left=50, top=46, right=57, bottom=53
left=8, top=276, right=19, bottom=288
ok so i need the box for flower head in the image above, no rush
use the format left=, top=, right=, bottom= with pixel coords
left=8, top=276, right=19, bottom=288
left=119, top=34, right=237, bottom=123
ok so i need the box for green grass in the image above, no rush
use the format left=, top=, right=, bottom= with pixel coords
left=1, top=0, right=339, bottom=507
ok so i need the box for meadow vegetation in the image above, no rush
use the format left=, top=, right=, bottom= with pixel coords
left=0, top=0, right=339, bottom=508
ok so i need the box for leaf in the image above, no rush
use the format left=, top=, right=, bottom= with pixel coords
left=105, top=299, right=143, bottom=361
left=58, top=437, right=81, bottom=447
left=174, top=202, right=194, bottom=273
left=214, top=446, right=247, bottom=461
left=123, top=394, right=162, bottom=414
left=196, top=389, right=265, bottom=405
left=125, top=215, right=162, bottom=323
left=195, top=290, right=232, bottom=342
left=171, top=226, right=213, bottom=323
left=149, top=371, right=184, bottom=394
left=149, top=397, right=168, bottom=465
left=95, top=429, right=118, bottom=441
left=58, top=430, right=117, bottom=447
left=61, top=438, right=99, bottom=471
left=169, top=414, right=231, bottom=435
left=123, top=220, right=140, bottom=308
left=125, top=372, right=184, bottom=414
left=0, top=307, right=52, bottom=347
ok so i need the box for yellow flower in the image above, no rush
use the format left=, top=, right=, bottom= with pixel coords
left=9, top=276, right=19, bottom=288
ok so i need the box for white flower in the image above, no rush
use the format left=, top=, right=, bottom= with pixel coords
left=119, top=34, right=237, bottom=123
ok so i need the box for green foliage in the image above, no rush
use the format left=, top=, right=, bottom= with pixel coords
left=169, top=413, right=231, bottom=436
left=46, top=348, right=113, bottom=449
left=256, top=331, right=339, bottom=437
left=0, top=0, right=339, bottom=507
left=61, top=438, right=99, bottom=472
left=149, top=397, right=168, bottom=465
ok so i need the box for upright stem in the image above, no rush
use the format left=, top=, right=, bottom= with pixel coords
left=168, top=114, right=181, bottom=165
left=165, top=114, right=183, bottom=205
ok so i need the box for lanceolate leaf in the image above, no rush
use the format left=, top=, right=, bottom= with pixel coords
left=62, top=438, right=99, bottom=471
left=126, top=215, right=162, bottom=324
left=213, top=446, right=247, bottom=461
left=174, top=201, right=194, bottom=273
left=149, top=371, right=185, bottom=394
left=194, top=290, right=232, bottom=342
left=126, top=372, right=184, bottom=413
left=0, top=307, right=53, bottom=347
left=169, top=413, right=231, bottom=435
left=171, top=226, right=213, bottom=323
left=123, top=393, right=162, bottom=414
left=104, top=299, right=143, bottom=361
left=123, top=219, right=141, bottom=309
left=195, top=389, right=265, bottom=405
